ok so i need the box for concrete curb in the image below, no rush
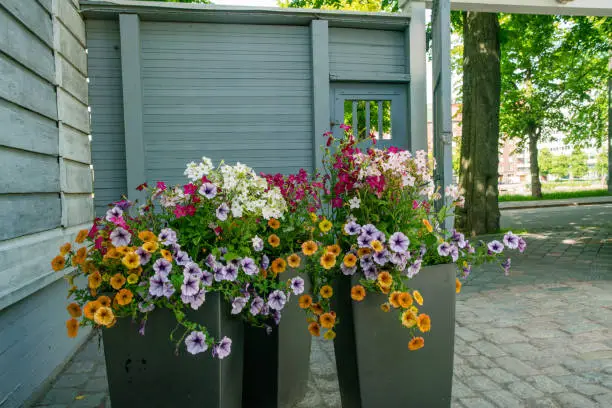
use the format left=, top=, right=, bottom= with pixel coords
left=500, top=197, right=612, bottom=210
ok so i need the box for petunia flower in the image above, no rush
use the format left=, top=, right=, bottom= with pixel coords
left=241, top=257, right=258, bottom=276
left=185, top=331, right=208, bottom=355
left=212, top=337, right=232, bottom=359
left=267, top=290, right=287, bottom=311
left=105, top=206, right=123, bottom=222
left=153, top=258, right=172, bottom=277
left=158, top=228, right=177, bottom=246
left=518, top=238, right=527, bottom=253
left=503, top=232, right=520, bottom=250
left=344, top=221, right=361, bottom=236
left=487, top=240, right=504, bottom=254
left=437, top=242, right=451, bottom=257
left=135, top=247, right=151, bottom=265
left=389, top=232, right=410, bottom=253
left=224, top=263, right=239, bottom=281
left=407, top=260, right=422, bottom=278
left=289, top=277, right=305, bottom=295
left=175, top=251, right=191, bottom=266
left=341, top=264, right=357, bottom=276
left=183, top=262, right=203, bottom=279
left=250, top=296, right=264, bottom=315
left=198, top=182, right=217, bottom=199
left=149, top=273, right=167, bottom=297
left=252, top=236, right=264, bottom=252
left=216, top=203, right=230, bottom=221
left=348, top=196, right=360, bottom=209
left=110, top=227, right=131, bottom=247
left=231, top=297, right=248, bottom=315
left=181, top=274, right=200, bottom=297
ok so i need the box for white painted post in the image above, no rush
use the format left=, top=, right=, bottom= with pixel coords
left=310, top=20, right=330, bottom=173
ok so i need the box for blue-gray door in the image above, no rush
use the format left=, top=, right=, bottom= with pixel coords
left=330, top=84, right=409, bottom=150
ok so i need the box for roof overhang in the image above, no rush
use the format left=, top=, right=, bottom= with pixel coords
left=80, top=0, right=412, bottom=30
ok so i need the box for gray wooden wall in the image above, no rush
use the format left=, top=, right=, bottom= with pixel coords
left=0, top=0, right=93, bottom=406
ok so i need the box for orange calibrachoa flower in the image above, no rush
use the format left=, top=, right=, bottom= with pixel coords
left=60, top=243, right=72, bottom=256
left=398, top=292, right=413, bottom=309
left=271, top=258, right=287, bottom=274
left=320, top=312, right=336, bottom=329
left=88, top=271, right=102, bottom=289
left=116, top=246, right=130, bottom=256
left=138, top=231, right=157, bottom=242
left=351, top=285, right=366, bottom=301
left=75, top=229, right=89, bottom=244
left=298, top=294, right=312, bottom=309
left=302, top=240, right=318, bottom=256
left=110, top=273, right=126, bottom=290
left=268, top=234, right=280, bottom=248
left=401, top=310, right=417, bottom=328
left=343, top=253, right=357, bottom=268
left=310, top=303, right=324, bottom=316
left=160, top=249, right=173, bottom=262
left=422, top=219, right=433, bottom=233
left=380, top=303, right=391, bottom=312
left=66, top=302, right=82, bottom=318
left=105, top=248, right=120, bottom=259
left=357, top=247, right=371, bottom=258
left=127, top=273, right=139, bottom=284
left=116, top=289, right=133, bottom=306
left=377, top=271, right=393, bottom=288
left=122, top=252, right=140, bottom=269
left=417, top=314, right=431, bottom=333
left=370, top=240, right=383, bottom=253
left=326, top=244, right=341, bottom=257
left=97, top=296, right=111, bottom=308
left=287, top=254, right=301, bottom=268
left=318, top=219, right=332, bottom=233
left=83, top=300, right=101, bottom=320
left=143, top=241, right=159, bottom=253
left=51, top=255, right=66, bottom=271
left=73, top=247, right=87, bottom=265
left=66, top=318, right=79, bottom=338
left=408, top=337, right=425, bottom=351
left=320, top=285, right=333, bottom=299
left=268, top=218, right=280, bottom=230
left=308, top=322, right=321, bottom=337
left=94, top=307, right=115, bottom=326
left=323, top=330, right=336, bottom=340
left=413, top=290, right=423, bottom=306
left=389, top=291, right=402, bottom=308
left=456, top=278, right=462, bottom=294
left=320, top=253, right=336, bottom=270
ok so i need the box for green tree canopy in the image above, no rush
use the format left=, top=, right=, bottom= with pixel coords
left=538, top=148, right=553, bottom=176
left=569, top=147, right=588, bottom=179
left=551, top=155, right=569, bottom=179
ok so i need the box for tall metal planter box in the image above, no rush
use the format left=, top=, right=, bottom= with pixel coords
left=333, top=263, right=456, bottom=408
left=242, top=269, right=312, bottom=408
left=102, top=292, right=244, bottom=408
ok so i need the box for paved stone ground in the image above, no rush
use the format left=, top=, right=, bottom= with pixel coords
left=32, top=205, right=612, bottom=408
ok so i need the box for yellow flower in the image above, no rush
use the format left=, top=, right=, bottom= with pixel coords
left=308, top=322, right=321, bottom=337
left=268, top=218, right=280, bottom=230
left=94, top=306, right=115, bottom=327
left=398, top=292, right=413, bottom=309
left=83, top=300, right=101, bottom=320
left=88, top=271, right=102, bottom=289
left=408, top=337, right=424, bottom=351
left=116, top=289, right=133, bottom=306
left=410, top=305, right=419, bottom=314
left=377, top=271, right=393, bottom=289
left=456, top=278, right=462, bottom=294
left=402, top=310, right=417, bottom=328
left=320, top=285, right=333, bottom=299
left=413, top=290, right=423, bottom=306
left=105, top=248, right=120, bottom=259
left=350, top=285, right=366, bottom=301
left=122, top=252, right=140, bottom=269
left=302, top=240, right=318, bottom=256
left=160, top=249, right=173, bottom=262
left=142, top=241, right=159, bottom=253
left=319, top=219, right=332, bottom=233
left=66, top=318, right=79, bottom=338
left=298, top=294, right=313, bottom=309
left=138, top=231, right=157, bottom=242
left=319, top=312, right=336, bottom=329
left=389, top=291, right=402, bottom=308
left=67, top=303, right=82, bottom=318
left=127, top=273, right=139, bottom=284
left=51, top=255, right=66, bottom=272
left=73, top=247, right=87, bottom=265
left=110, top=273, right=126, bottom=290
left=97, top=296, right=111, bottom=308
left=309, top=212, right=318, bottom=223
left=343, top=253, right=357, bottom=267
left=115, top=246, right=130, bottom=256
left=268, top=234, right=280, bottom=248
left=370, top=240, right=383, bottom=253
left=422, top=219, right=433, bottom=233
left=287, top=254, right=301, bottom=268
left=417, top=314, right=431, bottom=333
left=59, top=243, right=72, bottom=256
left=323, top=330, right=336, bottom=340
left=75, top=229, right=89, bottom=244
left=357, top=247, right=371, bottom=258
left=380, top=303, right=391, bottom=313
left=326, top=244, right=341, bottom=257
left=271, top=258, right=287, bottom=274
left=320, top=253, right=336, bottom=270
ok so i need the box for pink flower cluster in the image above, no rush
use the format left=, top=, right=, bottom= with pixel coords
left=262, top=169, right=323, bottom=213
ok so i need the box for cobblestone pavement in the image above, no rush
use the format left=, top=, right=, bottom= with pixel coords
left=32, top=205, right=612, bottom=408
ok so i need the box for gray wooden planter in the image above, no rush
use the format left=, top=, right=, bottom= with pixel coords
left=333, top=263, right=456, bottom=407
left=102, top=292, right=244, bottom=408
left=242, top=268, right=312, bottom=408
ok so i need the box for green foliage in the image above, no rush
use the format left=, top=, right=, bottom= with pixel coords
left=538, top=148, right=553, bottom=176
left=569, top=147, right=588, bottom=179
left=499, top=189, right=610, bottom=202
left=278, top=0, right=397, bottom=12
left=596, top=150, right=609, bottom=178
left=551, top=154, right=570, bottom=179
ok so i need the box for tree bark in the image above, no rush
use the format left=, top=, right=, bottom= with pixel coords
left=528, top=131, right=542, bottom=198
left=455, top=12, right=501, bottom=237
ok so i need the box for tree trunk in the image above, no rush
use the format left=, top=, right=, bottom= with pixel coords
left=529, top=132, right=542, bottom=198
left=455, top=12, right=501, bottom=237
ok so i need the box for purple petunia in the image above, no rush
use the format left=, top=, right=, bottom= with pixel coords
left=389, top=232, right=410, bottom=253
left=231, top=297, right=248, bottom=315
left=267, top=290, right=287, bottom=311
left=357, top=234, right=373, bottom=248
left=110, top=227, right=131, bottom=247
left=241, top=257, right=258, bottom=276
left=272, top=310, right=282, bottom=325
left=153, top=258, right=172, bottom=277
left=199, top=182, right=217, bottom=199
left=175, top=251, right=191, bottom=266
left=407, top=260, right=422, bottom=278
left=373, top=249, right=389, bottom=266
left=213, top=266, right=226, bottom=282
left=205, top=254, right=217, bottom=269
left=185, top=331, right=208, bottom=355
left=502, top=258, right=511, bottom=276
left=250, top=296, right=264, bottom=315
left=260, top=254, right=270, bottom=270
left=183, top=262, right=203, bottom=279
left=158, top=228, right=177, bottom=246
left=390, top=252, right=406, bottom=265
left=360, top=254, right=374, bottom=269
left=518, top=238, right=527, bottom=253
left=181, top=274, right=200, bottom=297
left=373, top=230, right=386, bottom=243
left=437, top=242, right=452, bottom=257
left=149, top=273, right=167, bottom=297
left=363, top=264, right=378, bottom=280
left=136, top=247, right=151, bottom=265
left=487, top=240, right=504, bottom=254
left=361, top=224, right=378, bottom=236
left=289, top=277, right=305, bottom=295
left=201, top=270, right=213, bottom=287
left=252, top=236, right=264, bottom=252
left=113, top=199, right=133, bottom=211
left=224, top=263, right=239, bottom=281
left=503, top=232, right=520, bottom=250
left=341, top=264, right=357, bottom=276
left=449, top=245, right=459, bottom=262
left=212, top=336, right=232, bottom=359
left=344, top=221, right=361, bottom=236
left=105, top=206, right=123, bottom=222
left=163, top=281, right=175, bottom=298
left=216, top=203, right=230, bottom=221
left=190, top=289, right=207, bottom=310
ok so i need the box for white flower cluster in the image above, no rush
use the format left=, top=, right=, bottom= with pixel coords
left=444, top=184, right=465, bottom=207
left=184, top=157, right=214, bottom=181
left=160, top=186, right=186, bottom=208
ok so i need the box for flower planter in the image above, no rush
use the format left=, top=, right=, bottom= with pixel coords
left=242, top=269, right=312, bottom=408
left=102, top=292, right=244, bottom=408
left=333, top=263, right=456, bottom=408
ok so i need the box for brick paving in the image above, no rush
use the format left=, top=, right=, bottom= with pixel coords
left=32, top=205, right=612, bottom=408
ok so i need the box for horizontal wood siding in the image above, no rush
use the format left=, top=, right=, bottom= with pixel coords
left=329, top=28, right=405, bottom=78
left=140, top=22, right=313, bottom=186
left=86, top=20, right=126, bottom=215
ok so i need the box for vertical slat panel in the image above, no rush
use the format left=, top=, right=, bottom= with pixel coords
left=407, top=6, right=427, bottom=152
left=311, top=20, right=330, bottom=172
